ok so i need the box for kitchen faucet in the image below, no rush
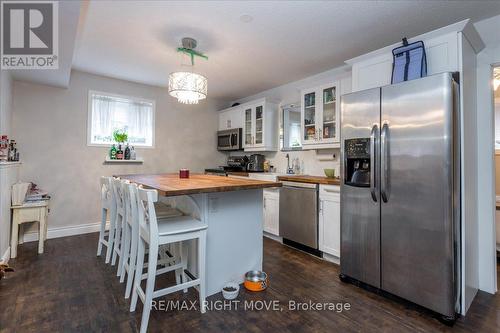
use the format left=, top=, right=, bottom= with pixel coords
left=286, top=154, right=294, bottom=174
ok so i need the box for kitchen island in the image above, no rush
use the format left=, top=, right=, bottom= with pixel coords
left=117, top=173, right=281, bottom=296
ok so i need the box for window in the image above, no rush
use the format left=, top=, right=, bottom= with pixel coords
left=87, top=91, right=155, bottom=147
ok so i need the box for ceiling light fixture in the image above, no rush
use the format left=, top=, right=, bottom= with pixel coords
left=168, top=38, right=208, bottom=104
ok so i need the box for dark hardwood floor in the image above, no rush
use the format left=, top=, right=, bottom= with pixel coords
left=1, top=233, right=499, bottom=332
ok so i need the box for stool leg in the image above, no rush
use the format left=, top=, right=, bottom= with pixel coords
left=119, top=223, right=131, bottom=282
left=140, top=243, right=158, bottom=333
left=180, top=241, right=188, bottom=293
left=105, top=208, right=117, bottom=264
left=130, top=237, right=145, bottom=312
left=10, top=212, right=19, bottom=259
left=38, top=210, right=46, bottom=254
left=97, top=208, right=107, bottom=256
left=173, top=242, right=181, bottom=285
left=111, top=215, right=122, bottom=266
left=198, top=230, right=207, bottom=313
left=117, top=219, right=126, bottom=277
left=125, top=224, right=138, bottom=299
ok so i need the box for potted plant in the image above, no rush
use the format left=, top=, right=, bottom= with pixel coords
left=112, top=129, right=128, bottom=159
left=113, top=129, right=128, bottom=144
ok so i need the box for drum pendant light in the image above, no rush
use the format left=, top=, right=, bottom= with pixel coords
left=168, top=38, right=208, bottom=104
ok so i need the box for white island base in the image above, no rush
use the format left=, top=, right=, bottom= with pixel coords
left=168, top=189, right=264, bottom=297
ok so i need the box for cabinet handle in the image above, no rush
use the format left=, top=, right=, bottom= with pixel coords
left=319, top=199, right=323, bottom=213
left=264, top=198, right=266, bottom=209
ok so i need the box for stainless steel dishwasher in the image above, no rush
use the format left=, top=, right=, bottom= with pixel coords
left=279, top=181, right=319, bottom=250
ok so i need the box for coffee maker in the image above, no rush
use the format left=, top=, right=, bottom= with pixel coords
left=247, top=154, right=265, bottom=172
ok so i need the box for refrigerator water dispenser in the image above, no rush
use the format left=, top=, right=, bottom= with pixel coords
left=344, top=138, right=370, bottom=187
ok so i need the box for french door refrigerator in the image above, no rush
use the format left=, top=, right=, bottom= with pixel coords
left=340, top=72, right=461, bottom=320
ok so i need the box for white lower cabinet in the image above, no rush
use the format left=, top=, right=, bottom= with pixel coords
left=263, top=189, right=279, bottom=236
left=0, top=163, right=20, bottom=262
left=247, top=173, right=280, bottom=237
left=319, top=185, right=340, bottom=257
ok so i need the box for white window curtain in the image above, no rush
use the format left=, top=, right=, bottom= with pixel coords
left=90, top=93, right=154, bottom=146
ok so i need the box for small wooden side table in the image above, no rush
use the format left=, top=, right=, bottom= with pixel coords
left=11, top=200, right=50, bottom=258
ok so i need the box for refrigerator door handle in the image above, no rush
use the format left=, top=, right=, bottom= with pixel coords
left=370, top=124, right=378, bottom=202
left=380, top=122, right=389, bottom=203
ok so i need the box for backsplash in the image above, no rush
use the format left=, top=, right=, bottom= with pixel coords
left=228, top=148, right=340, bottom=177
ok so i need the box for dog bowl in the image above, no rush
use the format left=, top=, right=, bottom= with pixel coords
left=222, top=282, right=240, bottom=300
left=244, top=270, right=268, bottom=291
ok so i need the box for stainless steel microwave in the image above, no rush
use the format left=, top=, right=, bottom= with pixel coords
left=217, top=128, right=242, bottom=151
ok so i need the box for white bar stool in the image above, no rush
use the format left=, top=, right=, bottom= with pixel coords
left=120, top=182, right=184, bottom=298
left=130, top=187, right=207, bottom=333
left=97, top=176, right=116, bottom=263
left=111, top=178, right=129, bottom=276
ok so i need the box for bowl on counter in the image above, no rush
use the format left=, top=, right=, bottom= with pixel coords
left=324, top=168, right=336, bottom=178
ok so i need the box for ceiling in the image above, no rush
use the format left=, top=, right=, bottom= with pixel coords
left=8, top=1, right=80, bottom=87
left=12, top=1, right=500, bottom=102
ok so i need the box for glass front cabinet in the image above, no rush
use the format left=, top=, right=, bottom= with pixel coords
left=242, top=98, right=279, bottom=152
left=300, top=82, right=340, bottom=149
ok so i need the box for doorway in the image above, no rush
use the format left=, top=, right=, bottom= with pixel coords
left=493, top=66, right=500, bottom=258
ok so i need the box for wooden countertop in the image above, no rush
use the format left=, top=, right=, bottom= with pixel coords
left=277, top=175, right=341, bottom=185
left=117, top=173, right=281, bottom=197
left=226, top=171, right=250, bottom=177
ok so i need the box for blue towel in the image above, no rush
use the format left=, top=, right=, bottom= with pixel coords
left=392, top=41, right=427, bottom=84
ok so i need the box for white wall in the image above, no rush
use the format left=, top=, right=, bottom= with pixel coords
left=0, top=70, right=14, bottom=261
left=11, top=70, right=226, bottom=233
left=230, top=66, right=352, bottom=176
left=0, top=70, right=13, bottom=136
left=474, top=14, right=500, bottom=294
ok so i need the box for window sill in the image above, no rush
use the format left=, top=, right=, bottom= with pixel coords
left=104, top=158, right=143, bottom=164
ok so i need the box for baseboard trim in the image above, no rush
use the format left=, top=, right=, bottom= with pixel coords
left=263, top=232, right=282, bottom=243
left=22, top=221, right=109, bottom=243
left=1, top=247, right=10, bottom=264
left=322, top=252, right=340, bottom=265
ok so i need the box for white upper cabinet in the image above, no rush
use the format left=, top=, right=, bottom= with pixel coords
left=218, top=107, right=243, bottom=131
left=301, top=82, right=340, bottom=149
left=242, top=98, right=278, bottom=152
left=346, top=20, right=485, bottom=92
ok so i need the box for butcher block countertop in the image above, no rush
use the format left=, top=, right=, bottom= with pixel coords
left=277, top=175, right=341, bottom=185
left=117, top=173, right=281, bottom=196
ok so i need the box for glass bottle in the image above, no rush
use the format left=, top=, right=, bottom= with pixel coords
left=110, top=144, right=117, bottom=160
left=124, top=143, right=131, bottom=160
left=116, top=144, right=124, bottom=160
left=130, top=146, right=136, bottom=160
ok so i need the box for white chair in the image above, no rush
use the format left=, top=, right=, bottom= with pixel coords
left=111, top=178, right=129, bottom=276
left=97, top=176, right=116, bottom=263
left=119, top=182, right=183, bottom=298
left=130, top=187, right=207, bottom=333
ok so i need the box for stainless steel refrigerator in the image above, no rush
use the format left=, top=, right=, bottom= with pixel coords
left=340, top=72, right=461, bottom=320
